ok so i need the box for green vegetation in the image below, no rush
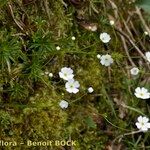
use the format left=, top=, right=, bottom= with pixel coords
left=0, top=0, right=150, bottom=149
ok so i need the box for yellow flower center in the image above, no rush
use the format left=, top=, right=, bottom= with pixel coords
left=64, top=73, right=67, bottom=76
left=140, top=93, right=144, bottom=96
left=70, top=84, right=73, bottom=88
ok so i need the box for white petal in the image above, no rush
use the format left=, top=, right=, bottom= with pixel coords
left=65, top=82, right=71, bottom=89
left=135, top=122, right=142, bottom=129
left=62, top=76, right=68, bottom=80
left=67, top=74, right=74, bottom=80
left=142, top=93, right=150, bottom=99
left=137, top=116, right=143, bottom=123
left=134, top=93, right=141, bottom=98
left=100, top=59, right=105, bottom=65
left=67, top=79, right=74, bottom=83
left=66, top=88, right=73, bottom=93
left=145, top=123, right=150, bottom=128
left=67, top=68, right=73, bottom=74
left=141, top=87, right=148, bottom=93
left=141, top=126, right=148, bottom=132
left=101, top=55, right=105, bottom=59
left=143, top=117, right=149, bottom=123
left=61, top=67, right=67, bottom=73
left=59, top=72, right=64, bottom=78
left=104, top=61, right=111, bottom=66
left=72, top=88, right=79, bottom=94
left=145, top=52, right=150, bottom=62
left=105, top=54, right=111, bottom=59
left=135, top=87, right=141, bottom=93
left=110, top=58, right=113, bottom=63
left=74, top=81, right=80, bottom=88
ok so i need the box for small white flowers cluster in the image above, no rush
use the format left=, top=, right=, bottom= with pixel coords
left=145, top=51, right=150, bottom=63
left=130, top=67, right=139, bottom=76
left=59, top=100, right=68, bottom=109
left=97, top=54, right=114, bottom=67
left=134, top=87, right=150, bottom=99
left=136, top=116, right=150, bottom=132
left=56, top=24, right=150, bottom=134
left=100, top=32, right=111, bottom=43
left=98, top=33, right=113, bottom=66
left=98, top=31, right=150, bottom=133
left=59, top=67, right=80, bottom=109
left=132, top=67, right=150, bottom=132
left=59, top=67, right=80, bottom=94
left=42, top=71, right=53, bottom=77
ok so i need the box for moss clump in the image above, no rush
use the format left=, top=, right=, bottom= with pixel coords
left=0, top=0, right=150, bottom=149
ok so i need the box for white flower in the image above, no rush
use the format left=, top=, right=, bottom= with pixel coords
left=110, top=20, right=115, bottom=26
left=59, top=67, right=74, bottom=81
left=100, top=32, right=111, bottom=43
left=144, top=31, right=148, bottom=35
left=130, top=67, right=139, bottom=75
left=89, top=25, right=97, bottom=31
left=59, top=100, right=68, bottom=109
left=97, top=54, right=101, bottom=59
left=65, top=79, right=80, bottom=94
left=134, top=87, right=150, bottom=99
left=71, top=36, right=76, bottom=40
left=56, top=46, right=61, bottom=51
left=136, top=116, right=150, bottom=132
left=100, top=54, right=113, bottom=66
left=49, top=73, right=53, bottom=77
left=145, top=51, right=150, bottom=63
left=88, top=87, right=94, bottom=93
left=45, top=71, right=49, bottom=75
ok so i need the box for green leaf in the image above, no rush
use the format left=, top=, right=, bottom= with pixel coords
left=136, top=0, right=150, bottom=13
left=85, top=116, right=97, bottom=129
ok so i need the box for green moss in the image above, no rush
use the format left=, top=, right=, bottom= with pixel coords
left=0, top=0, right=150, bottom=149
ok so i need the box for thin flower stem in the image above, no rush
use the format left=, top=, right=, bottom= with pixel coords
left=115, top=28, right=150, bottom=69
left=121, top=35, right=135, bottom=66
left=70, top=93, right=87, bottom=103
left=136, top=7, right=150, bottom=36
left=112, top=130, right=142, bottom=146
left=102, top=115, right=130, bottom=132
